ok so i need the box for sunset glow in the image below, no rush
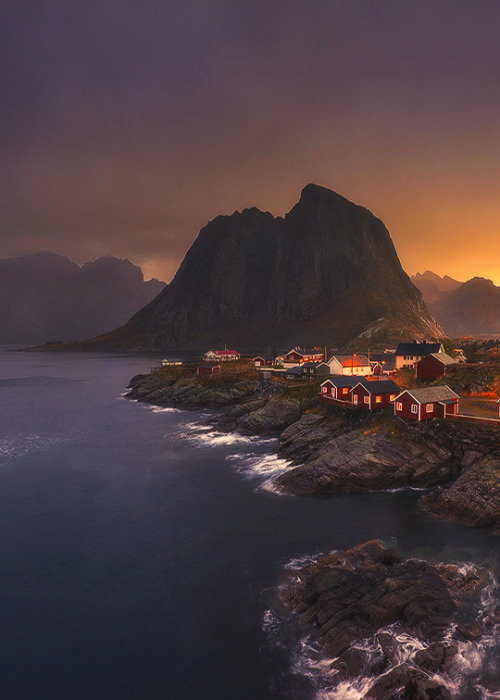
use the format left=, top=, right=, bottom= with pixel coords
left=3, top=1, right=500, bottom=285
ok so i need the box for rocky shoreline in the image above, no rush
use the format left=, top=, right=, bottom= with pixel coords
left=276, top=540, right=500, bottom=699
left=126, top=368, right=500, bottom=535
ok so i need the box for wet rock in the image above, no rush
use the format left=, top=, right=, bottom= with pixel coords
left=414, top=641, right=457, bottom=673
left=234, top=398, right=307, bottom=436
left=364, top=663, right=452, bottom=699
left=420, top=451, right=500, bottom=533
left=280, top=541, right=489, bottom=699
left=274, top=422, right=455, bottom=496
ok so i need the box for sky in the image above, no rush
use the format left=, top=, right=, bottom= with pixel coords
left=2, top=0, right=500, bottom=284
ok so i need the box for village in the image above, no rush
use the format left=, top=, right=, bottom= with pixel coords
left=179, top=340, right=500, bottom=425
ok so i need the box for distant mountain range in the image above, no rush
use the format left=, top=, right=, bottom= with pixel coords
left=0, top=253, right=165, bottom=344
left=411, top=271, right=500, bottom=336
left=81, top=184, right=441, bottom=352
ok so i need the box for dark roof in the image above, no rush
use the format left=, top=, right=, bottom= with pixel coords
left=398, top=385, right=459, bottom=403
left=321, top=376, right=358, bottom=388
left=370, top=353, right=395, bottom=362
left=370, top=353, right=396, bottom=369
left=395, top=342, right=442, bottom=357
left=285, top=366, right=303, bottom=375
left=354, top=379, right=401, bottom=394
left=301, top=361, right=321, bottom=369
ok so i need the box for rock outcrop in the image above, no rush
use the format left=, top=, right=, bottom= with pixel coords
left=274, top=414, right=458, bottom=495
left=279, top=540, right=498, bottom=698
left=90, top=184, right=441, bottom=351
left=421, top=451, right=500, bottom=533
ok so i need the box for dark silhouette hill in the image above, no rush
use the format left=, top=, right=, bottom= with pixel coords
left=411, top=271, right=462, bottom=305
left=0, top=252, right=165, bottom=344
left=412, top=271, right=500, bottom=336
left=433, top=277, right=500, bottom=336
left=85, top=184, right=441, bottom=351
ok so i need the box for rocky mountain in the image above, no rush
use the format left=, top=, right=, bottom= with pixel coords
left=0, top=252, right=165, bottom=344
left=411, top=270, right=462, bottom=305
left=433, top=277, right=500, bottom=336
left=88, top=184, right=441, bottom=351
left=412, top=271, right=500, bottom=336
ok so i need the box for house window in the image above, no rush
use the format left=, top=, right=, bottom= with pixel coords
left=353, top=395, right=358, bottom=404
left=426, top=404, right=433, bottom=413
left=375, top=395, right=382, bottom=404
left=411, top=404, right=418, bottom=414
left=396, top=402, right=402, bottom=411
left=364, top=396, right=369, bottom=404
left=322, top=386, right=327, bottom=393
left=390, top=394, right=396, bottom=401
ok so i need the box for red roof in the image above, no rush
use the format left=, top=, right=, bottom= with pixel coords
left=341, top=355, right=370, bottom=367
left=210, top=350, right=240, bottom=356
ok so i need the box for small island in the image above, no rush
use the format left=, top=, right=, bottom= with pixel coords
left=275, top=539, right=499, bottom=698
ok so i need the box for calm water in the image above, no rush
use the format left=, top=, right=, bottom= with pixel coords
left=0, top=347, right=498, bottom=699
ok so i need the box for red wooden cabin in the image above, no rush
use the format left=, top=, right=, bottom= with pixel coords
left=394, top=386, right=459, bottom=421
left=320, top=377, right=357, bottom=406
left=351, top=380, right=400, bottom=410
left=416, top=353, right=457, bottom=380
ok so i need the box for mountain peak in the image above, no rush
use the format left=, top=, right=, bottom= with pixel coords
left=90, top=186, right=441, bottom=351
left=298, top=183, right=349, bottom=206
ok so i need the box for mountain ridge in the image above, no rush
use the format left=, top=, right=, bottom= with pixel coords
left=412, top=271, right=500, bottom=336
left=0, top=253, right=165, bottom=344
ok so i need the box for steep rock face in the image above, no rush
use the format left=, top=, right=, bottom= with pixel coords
left=0, top=252, right=165, bottom=343
left=100, top=185, right=441, bottom=350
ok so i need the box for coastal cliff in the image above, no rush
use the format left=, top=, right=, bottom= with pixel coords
left=126, top=365, right=500, bottom=536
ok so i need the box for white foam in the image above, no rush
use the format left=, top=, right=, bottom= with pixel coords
left=274, top=589, right=500, bottom=700
left=227, top=451, right=292, bottom=478
left=150, top=406, right=182, bottom=413
left=183, top=427, right=276, bottom=449
left=284, top=553, right=327, bottom=571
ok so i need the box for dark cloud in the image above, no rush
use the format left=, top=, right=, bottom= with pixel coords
left=2, top=1, right=500, bottom=283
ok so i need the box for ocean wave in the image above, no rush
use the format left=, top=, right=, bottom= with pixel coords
left=226, top=451, right=292, bottom=485
left=182, top=426, right=276, bottom=448
left=150, top=406, right=182, bottom=414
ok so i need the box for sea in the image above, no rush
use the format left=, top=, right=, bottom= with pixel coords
left=0, top=347, right=498, bottom=699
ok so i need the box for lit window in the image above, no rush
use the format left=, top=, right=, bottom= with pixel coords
left=390, top=394, right=396, bottom=401
left=322, top=386, right=327, bottom=393
left=396, top=402, right=402, bottom=411
left=375, top=396, right=382, bottom=403
left=364, top=396, right=369, bottom=404
left=411, top=404, right=418, bottom=414
left=426, top=404, right=433, bottom=413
